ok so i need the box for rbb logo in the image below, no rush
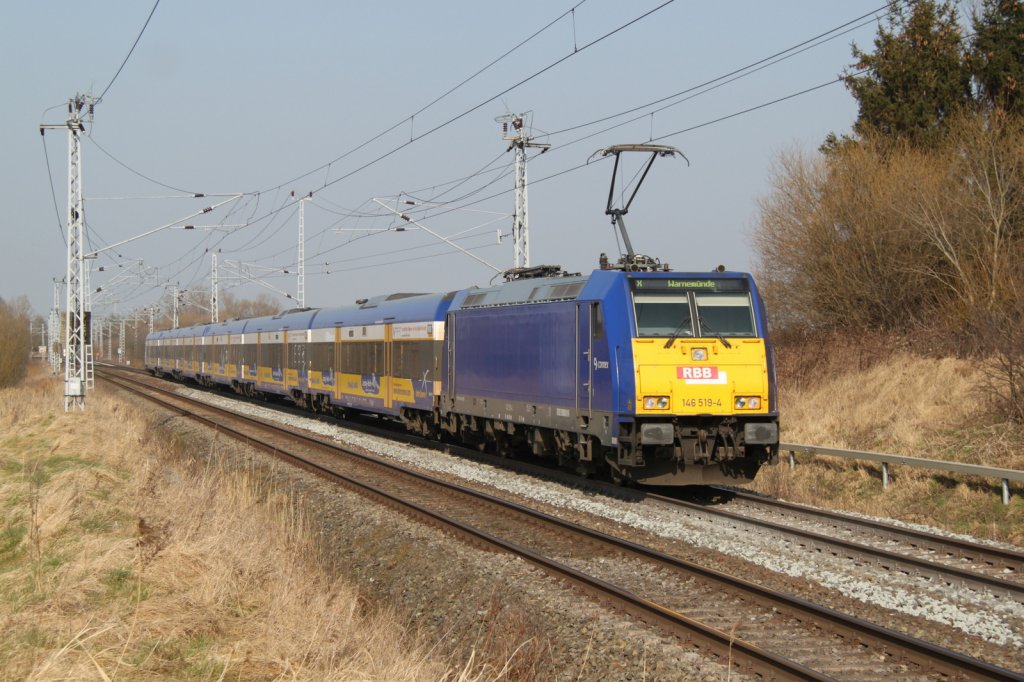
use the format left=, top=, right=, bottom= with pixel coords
left=677, top=366, right=719, bottom=380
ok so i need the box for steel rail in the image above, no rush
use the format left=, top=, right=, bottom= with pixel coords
left=718, top=487, right=1024, bottom=573
left=638, top=489, right=1024, bottom=604
left=99, top=368, right=1023, bottom=681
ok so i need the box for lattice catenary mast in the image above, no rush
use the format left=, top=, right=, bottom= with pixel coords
left=291, top=191, right=311, bottom=308
left=41, top=95, right=95, bottom=410
left=210, top=252, right=219, bottom=324
left=48, top=279, right=61, bottom=374
left=497, top=113, right=549, bottom=270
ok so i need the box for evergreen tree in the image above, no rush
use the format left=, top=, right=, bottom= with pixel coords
left=843, top=0, right=972, bottom=147
left=970, top=0, right=1024, bottom=116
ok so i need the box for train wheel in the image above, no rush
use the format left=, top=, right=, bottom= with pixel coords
left=494, top=432, right=512, bottom=458
left=604, top=455, right=630, bottom=486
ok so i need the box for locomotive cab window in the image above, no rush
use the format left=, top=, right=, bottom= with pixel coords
left=694, top=293, right=755, bottom=337
left=634, top=294, right=692, bottom=338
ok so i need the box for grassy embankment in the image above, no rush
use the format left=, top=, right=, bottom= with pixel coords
left=0, top=367, right=485, bottom=680
left=752, top=342, right=1024, bottom=544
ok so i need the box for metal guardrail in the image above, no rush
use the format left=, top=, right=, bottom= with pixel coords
left=779, top=442, right=1024, bottom=505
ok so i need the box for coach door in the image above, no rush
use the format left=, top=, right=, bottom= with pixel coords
left=576, top=303, right=593, bottom=420
left=444, top=313, right=456, bottom=408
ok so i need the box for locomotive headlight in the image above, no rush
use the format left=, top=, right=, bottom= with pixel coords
left=735, top=396, right=761, bottom=410
left=644, top=396, right=670, bottom=410
left=691, top=347, right=708, bottom=361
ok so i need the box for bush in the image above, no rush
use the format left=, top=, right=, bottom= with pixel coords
left=756, top=113, right=1024, bottom=334
left=0, top=296, right=32, bottom=387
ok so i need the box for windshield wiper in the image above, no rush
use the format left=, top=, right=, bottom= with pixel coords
left=697, top=316, right=732, bottom=348
left=663, top=317, right=692, bottom=348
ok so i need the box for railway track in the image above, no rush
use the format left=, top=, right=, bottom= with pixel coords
left=699, top=488, right=1024, bottom=596
left=99, top=366, right=1021, bottom=681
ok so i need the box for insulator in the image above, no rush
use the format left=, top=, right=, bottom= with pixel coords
left=502, top=122, right=508, bottom=134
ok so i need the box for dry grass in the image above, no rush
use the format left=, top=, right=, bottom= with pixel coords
left=754, top=348, right=1024, bottom=543
left=0, top=366, right=491, bottom=680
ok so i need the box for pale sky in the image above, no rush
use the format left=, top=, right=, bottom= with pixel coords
left=2, top=1, right=892, bottom=322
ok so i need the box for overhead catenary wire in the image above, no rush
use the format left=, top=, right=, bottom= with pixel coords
left=130, top=0, right=676, bottom=288
left=237, top=1, right=678, bottom=235
left=226, top=0, right=888, bottom=258
left=163, top=68, right=861, bottom=301
left=98, top=3, right=902, bottom=312
left=260, top=0, right=593, bottom=196
left=40, top=134, right=67, bottom=247
left=545, top=0, right=902, bottom=138
left=399, top=70, right=869, bottom=231
left=96, top=0, right=161, bottom=103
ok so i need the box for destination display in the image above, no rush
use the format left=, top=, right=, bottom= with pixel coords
left=629, top=277, right=747, bottom=292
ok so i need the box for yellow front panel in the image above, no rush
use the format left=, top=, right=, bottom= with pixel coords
left=633, top=338, right=768, bottom=415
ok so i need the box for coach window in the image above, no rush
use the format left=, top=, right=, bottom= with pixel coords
left=288, top=341, right=307, bottom=370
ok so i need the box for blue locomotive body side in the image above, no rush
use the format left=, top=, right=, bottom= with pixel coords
left=451, top=302, right=578, bottom=408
